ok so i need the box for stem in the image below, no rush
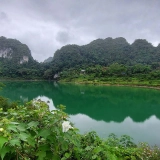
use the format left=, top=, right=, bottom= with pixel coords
left=16, top=148, right=25, bottom=159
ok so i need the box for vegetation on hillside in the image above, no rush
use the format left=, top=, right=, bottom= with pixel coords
left=51, top=37, right=160, bottom=71
left=58, top=63, right=160, bottom=87
left=1, top=36, right=160, bottom=85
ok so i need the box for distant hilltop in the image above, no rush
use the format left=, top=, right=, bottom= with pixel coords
left=51, top=37, right=160, bottom=71
left=0, top=36, right=33, bottom=64
left=1, top=36, right=160, bottom=69
left=1, top=36, right=160, bottom=80
left=43, top=57, right=53, bottom=63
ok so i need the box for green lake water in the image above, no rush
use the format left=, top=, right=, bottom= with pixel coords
left=1, top=81, right=160, bottom=146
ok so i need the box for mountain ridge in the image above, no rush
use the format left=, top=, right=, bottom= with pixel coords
left=51, top=37, right=160, bottom=72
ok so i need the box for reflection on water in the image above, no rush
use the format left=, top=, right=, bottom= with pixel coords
left=70, top=114, right=160, bottom=146
left=1, top=81, right=160, bottom=146
left=34, top=96, right=56, bottom=111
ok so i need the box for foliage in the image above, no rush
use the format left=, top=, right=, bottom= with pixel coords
left=51, top=38, right=160, bottom=72
left=1, top=36, right=160, bottom=82
left=0, top=36, right=49, bottom=80
left=59, top=64, right=160, bottom=87
left=0, top=101, right=79, bottom=160
left=0, top=100, right=160, bottom=160
left=0, top=96, right=17, bottom=111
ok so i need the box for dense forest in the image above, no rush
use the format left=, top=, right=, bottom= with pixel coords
left=0, top=36, right=160, bottom=85
left=0, top=37, right=51, bottom=79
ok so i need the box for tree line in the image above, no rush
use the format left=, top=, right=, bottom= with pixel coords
left=1, top=36, right=160, bottom=81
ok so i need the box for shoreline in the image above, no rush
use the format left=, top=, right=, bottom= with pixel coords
left=1, top=78, right=160, bottom=90
left=59, top=80, right=160, bottom=90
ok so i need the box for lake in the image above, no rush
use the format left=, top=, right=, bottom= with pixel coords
left=1, top=81, right=160, bottom=146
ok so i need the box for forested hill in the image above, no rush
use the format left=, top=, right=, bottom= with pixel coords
left=0, top=36, right=47, bottom=79
left=51, top=37, right=160, bottom=71
left=1, top=36, right=160, bottom=81
left=0, top=36, right=33, bottom=64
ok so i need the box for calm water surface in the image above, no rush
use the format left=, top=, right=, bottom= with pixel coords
left=1, top=81, right=160, bottom=146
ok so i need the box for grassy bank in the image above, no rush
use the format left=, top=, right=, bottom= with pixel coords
left=59, top=76, right=160, bottom=89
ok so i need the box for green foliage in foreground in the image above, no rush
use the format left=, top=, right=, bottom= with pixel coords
left=0, top=100, right=160, bottom=160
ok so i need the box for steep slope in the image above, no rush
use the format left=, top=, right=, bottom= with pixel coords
left=0, top=36, right=33, bottom=64
left=53, top=44, right=83, bottom=70
left=130, top=39, right=156, bottom=64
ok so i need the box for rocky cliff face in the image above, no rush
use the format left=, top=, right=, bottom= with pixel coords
left=0, top=36, right=33, bottom=64
left=0, top=48, right=12, bottom=58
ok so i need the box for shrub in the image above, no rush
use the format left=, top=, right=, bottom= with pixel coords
left=0, top=100, right=160, bottom=160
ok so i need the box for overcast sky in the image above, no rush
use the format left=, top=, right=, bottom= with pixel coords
left=0, top=0, right=160, bottom=62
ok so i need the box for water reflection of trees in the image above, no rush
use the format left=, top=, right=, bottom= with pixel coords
left=1, top=81, right=160, bottom=122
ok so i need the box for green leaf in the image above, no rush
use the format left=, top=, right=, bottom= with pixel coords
left=9, top=139, right=21, bottom=146
left=92, top=155, right=97, bottom=159
left=16, top=123, right=26, bottom=132
left=131, top=156, right=136, bottom=160
left=93, top=146, right=102, bottom=154
left=38, top=144, right=50, bottom=152
left=52, top=154, right=60, bottom=160
left=7, top=124, right=18, bottom=132
left=85, top=146, right=91, bottom=151
left=0, top=136, right=7, bottom=149
left=0, top=146, right=11, bottom=160
left=27, top=136, right=36, bottom=147
left=27, top=121, right=39, bottom=128
left=65, top=152, right=71, bottom=158
left=61, top=141, right=68, bottom=151
left=36, top=150, right=46, bottom=160
left=38, top=129, right=51, bottom=139
left=19, top=132, right=29, bottom=141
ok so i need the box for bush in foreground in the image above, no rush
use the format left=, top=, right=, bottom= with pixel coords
left=0, top=100, right=160, bottom=160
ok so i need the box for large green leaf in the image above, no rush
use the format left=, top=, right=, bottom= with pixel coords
left=27, top=121, right=39, bottom=128
left=7, top=124, right=18, bottom=132
left=19, top=132, right=29, bottom=141
left=16, top=123, right=26, bottom=132
left=36, top=150, right=46, bottom=160
left=0, top=146, right=12, bottom=160
left=0, top=136, right=7, bottom=149
left=38, top=144, right=50, bottom=152
left=27, top=136, right=36, bottom=147
left=38, top=129, right=51, bottom=139
left=9, top=139, right=21, bottom=147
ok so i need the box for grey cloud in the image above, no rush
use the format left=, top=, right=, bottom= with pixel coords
left=0, top=0, right=160, bottom=61
left=0, top=11, right=10, bottom=23
left=56, top=31, right=70, bottom=44
left=0, top=12, right=7, bottom=20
